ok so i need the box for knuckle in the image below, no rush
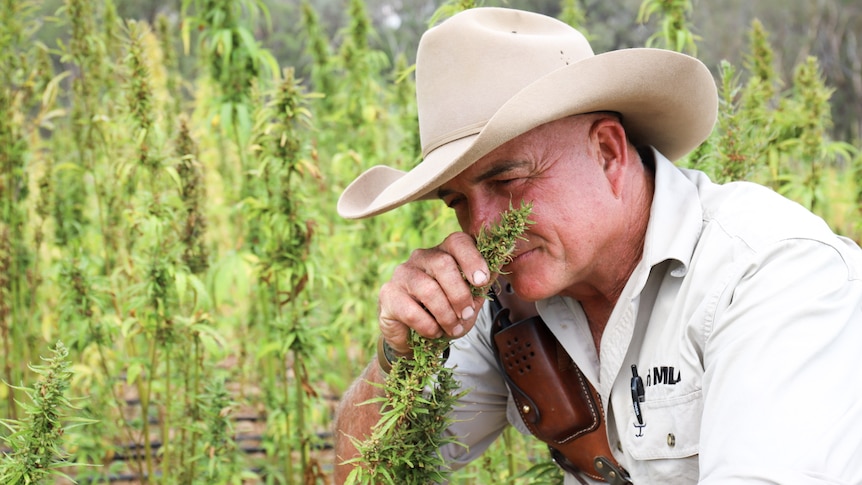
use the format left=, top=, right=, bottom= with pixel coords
left=390, top=262, right=415, bottom=280
left=442, top=231, right=472, bottom=248
left=408, top=246, right=434, bottom=261
left=425, top=253, right=456, bottom=276
left=435, top=310, right=459, bottom=329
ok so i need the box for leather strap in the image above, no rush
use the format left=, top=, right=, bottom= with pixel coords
left=491, top=306, right=631, bottom=483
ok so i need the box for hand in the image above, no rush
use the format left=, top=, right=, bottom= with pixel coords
left=378, top=232, right=490, bottom=355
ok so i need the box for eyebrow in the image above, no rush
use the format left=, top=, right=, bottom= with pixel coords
left=437, top=160, right=530, bottom=199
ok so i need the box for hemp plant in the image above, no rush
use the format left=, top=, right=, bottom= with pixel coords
left=637, top=0, right=700, bottom=55
left=559, top=0, right=590, bottom=36
left=195, top=377, right=245, bottom=484
left=775, top=56, right=856, bottom=213
left=299, top=0, right=335, bottom=109
left=705, top=61, right=760, bottom=184
left=429, top=0, right=481, bottom=27
left=471, top=201, right=535, bottom=297
left=175, top=116, right=210, bottom=275
left=182, top=0, right=279, bottom=198
left=736, top=20, right=781, bottom=178
left=54, top=0, right=117, bottom=252
left=241, top=66, right=321, bottom=483
left=346, top=202, right=534, bottom=485
left=0, top=341, right=93, bottom=484
left=0, top=0, right=48, bottom=421
left=336, top=0, right=381, bottom=128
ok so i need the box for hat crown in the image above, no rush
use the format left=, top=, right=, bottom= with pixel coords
left=417, top=8, right=594, bottom=157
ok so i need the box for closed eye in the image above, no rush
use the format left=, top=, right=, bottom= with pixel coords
left=492, top=177, right=528, bottom=193
left=438, top=160, right=531, bottom=208
left=444, top=196, right=464, bottom=209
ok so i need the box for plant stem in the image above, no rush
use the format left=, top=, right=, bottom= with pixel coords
left=294, top=355, right=308, bottom=482
left=284, top=354, right=294, bottom=485
left=163, top=344, right=172, bottom=478
left=140, top=334, right=159, bottom=482
left=503, top=427, right=516, bottom=480
left=187, top=335, right=202, bottom=482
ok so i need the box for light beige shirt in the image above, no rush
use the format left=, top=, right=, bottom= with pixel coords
left=443, top=148, right=862, bottom=484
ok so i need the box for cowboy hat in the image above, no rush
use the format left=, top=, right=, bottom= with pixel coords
left=337, top=7, right=717, bottom=219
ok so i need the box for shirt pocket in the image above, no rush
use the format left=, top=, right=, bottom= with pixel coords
left=624, top=389, right=702, bottom=461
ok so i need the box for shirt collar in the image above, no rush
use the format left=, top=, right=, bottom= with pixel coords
left=641, top=147, right=703, bottom=278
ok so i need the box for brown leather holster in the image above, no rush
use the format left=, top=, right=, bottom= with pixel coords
left=491, top=306, right=631, bottom=484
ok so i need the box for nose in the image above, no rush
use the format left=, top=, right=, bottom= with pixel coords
left=466, top=198, right=504, bottom=238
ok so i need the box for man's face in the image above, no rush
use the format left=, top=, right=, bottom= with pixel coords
left=437, top=115, right=627, bottom=302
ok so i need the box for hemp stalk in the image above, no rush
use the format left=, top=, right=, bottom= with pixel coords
left=347, top=201, right=534, bottom=485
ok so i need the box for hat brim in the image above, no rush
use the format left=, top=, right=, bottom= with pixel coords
left=338, top=48, right=717, bottom=219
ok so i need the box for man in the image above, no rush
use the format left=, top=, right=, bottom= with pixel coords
left=334, top=7, right=862, bottom=484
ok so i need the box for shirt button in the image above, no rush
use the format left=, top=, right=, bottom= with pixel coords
left=667, top=433, right=676, bottom=447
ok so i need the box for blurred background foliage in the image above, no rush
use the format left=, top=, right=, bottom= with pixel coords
left=27, top=0, right=862, bottom=140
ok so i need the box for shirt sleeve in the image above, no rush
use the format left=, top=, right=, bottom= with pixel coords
left=699, top=237, right=862, bottom=484
left=438, top=301, right=512, bottom=470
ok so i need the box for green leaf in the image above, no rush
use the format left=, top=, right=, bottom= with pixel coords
left=42, top=71, right=72, bottom=107
left=219, top=101, right=234, bottom=131
left=164, top=165, right=183, bottom=192
left=175, top=269, right=188, bottom=307
left=126, top=362, right=144, bottom=386
left=189, top=322, right=227, bottom=348
left=256, top=340, right=282, bottom=359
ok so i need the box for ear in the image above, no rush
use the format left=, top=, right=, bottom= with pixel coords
left=590, top=117, right=630, bottom=197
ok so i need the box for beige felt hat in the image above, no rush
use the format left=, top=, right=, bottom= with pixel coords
left=337, top=7, right=717, bottom=219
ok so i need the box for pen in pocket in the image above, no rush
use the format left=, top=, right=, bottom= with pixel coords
left=631, top=364, right=645, bottom=425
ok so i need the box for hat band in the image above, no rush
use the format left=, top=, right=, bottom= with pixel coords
left=422, top=120, right=486, bottom=158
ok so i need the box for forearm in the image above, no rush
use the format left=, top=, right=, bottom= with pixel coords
left=333, top=360, right=385, bottom=484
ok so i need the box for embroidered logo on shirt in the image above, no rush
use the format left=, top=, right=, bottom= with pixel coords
left=632, top=365, right=683, bottom=438
left=645, top=366, right=681, bottom=386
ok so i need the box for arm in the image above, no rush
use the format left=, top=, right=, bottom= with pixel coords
left=699, top=238, right=862, bottom=483
left=332, top=361, right=385, bottom=485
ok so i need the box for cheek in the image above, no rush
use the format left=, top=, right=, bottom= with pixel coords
left=529, top=197, right=584, bottom=244
left=530, top=203, right=603, bottom=270
left=538, top=181, right=608, bottom=233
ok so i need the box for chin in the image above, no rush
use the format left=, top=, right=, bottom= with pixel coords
left=505, top=275, right=551, bottom=302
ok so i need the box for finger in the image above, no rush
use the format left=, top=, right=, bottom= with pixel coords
left=379, top=277, right=446, bottom=354
left=424, top=232, right=491, bottom=326
left=439, top=232, right=491, bottom=288
left=408, top=253, right=474, bottom=334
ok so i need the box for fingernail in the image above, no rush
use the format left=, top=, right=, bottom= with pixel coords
left=452, top=324, right=464, bottom=337
left=461, top=306, right=474, bottom=320
left=473, top=270, right=488, bottom=285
